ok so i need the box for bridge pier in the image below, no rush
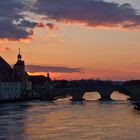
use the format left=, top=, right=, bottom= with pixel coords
left=125, top=85, right=140, bottom=101
left=130, top=92, right=140, bottom=101
left=71, top=90, right=85, bottom=101
left=99, top=95, right=112, bottom=101
left=99, top=88, right=112, bottom=101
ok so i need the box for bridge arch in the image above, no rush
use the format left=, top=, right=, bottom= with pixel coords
left=36, top=84, right=139, bottom=101
left=71, top=88, right=114, bottom=101
left=83, top=92, right=101, bottom=100
left=60, top=87, right=131, bottom=101
left=111, top=91, right=130, bottom=100
left=70, top=88, right=131, bottom=101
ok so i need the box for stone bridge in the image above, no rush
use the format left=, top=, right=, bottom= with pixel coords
left=36, top=84, right=140, bottom=101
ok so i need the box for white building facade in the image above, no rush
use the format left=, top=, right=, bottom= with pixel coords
left=0, top=82, right=22, bottom=100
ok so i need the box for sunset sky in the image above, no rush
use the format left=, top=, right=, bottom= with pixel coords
left=0, top=0, right=140, bottom=80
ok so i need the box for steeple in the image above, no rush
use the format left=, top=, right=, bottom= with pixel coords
left=17, top=48, right=22, bottom=61
left=14, top=48, right=26, bottom=81
left=47, top=72, right=50, bottom=78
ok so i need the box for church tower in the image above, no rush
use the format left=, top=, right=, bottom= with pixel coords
left=13, top=49, right=26, bottom=81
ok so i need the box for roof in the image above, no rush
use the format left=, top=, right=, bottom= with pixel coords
left=29, top=75, right=51, bottom=85
left=0, top=56, right=20, bottom=82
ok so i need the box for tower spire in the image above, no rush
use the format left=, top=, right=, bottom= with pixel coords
left=19, top=48, right=20, bottom=54
left=17, top=48, right=22, bottom=61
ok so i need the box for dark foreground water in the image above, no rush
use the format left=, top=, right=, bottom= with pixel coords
left=0, top=92, right=140, bottom=140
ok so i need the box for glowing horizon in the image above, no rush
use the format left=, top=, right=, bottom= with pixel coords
left=1, top=0, right=140, bottom=81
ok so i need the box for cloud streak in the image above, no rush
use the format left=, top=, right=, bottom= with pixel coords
left=26, top=65, right=83, bottom=73
left=34, top=0, right=140, bottom=29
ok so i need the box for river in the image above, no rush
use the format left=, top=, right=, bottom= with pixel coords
left=0, top=92, right=140, bottom=140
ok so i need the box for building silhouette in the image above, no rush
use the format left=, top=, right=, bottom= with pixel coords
left=0, top=49, right=32, bottom=101
left=13, top=48, right=27, bottom=81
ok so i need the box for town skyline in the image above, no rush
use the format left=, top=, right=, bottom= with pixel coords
left=1, top=0, right=140, bottom=80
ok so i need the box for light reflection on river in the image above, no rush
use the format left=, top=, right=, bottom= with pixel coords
left=0, top=92, right=140, bottom=140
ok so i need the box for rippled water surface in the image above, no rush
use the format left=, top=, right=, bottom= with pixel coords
left=0, top=93, right=140, bottom=140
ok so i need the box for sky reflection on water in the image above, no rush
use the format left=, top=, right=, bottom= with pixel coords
left=0, top=93, right=140, bottom=140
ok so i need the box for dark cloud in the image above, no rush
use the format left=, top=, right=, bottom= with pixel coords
left=18, top=20, right=38, bottom=28
left=0, top=20, right=33, bottom=40
left=0, top=0, right=44, bottom=40
left=1, top=0, right=140, bottom=41
left=46, top=23, right=57, bottom=30
left=33, top=0, right=140, bottom=29
left=26, top=65, right=83, bottom=73
left=0, top=1, right=28, bottom=40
